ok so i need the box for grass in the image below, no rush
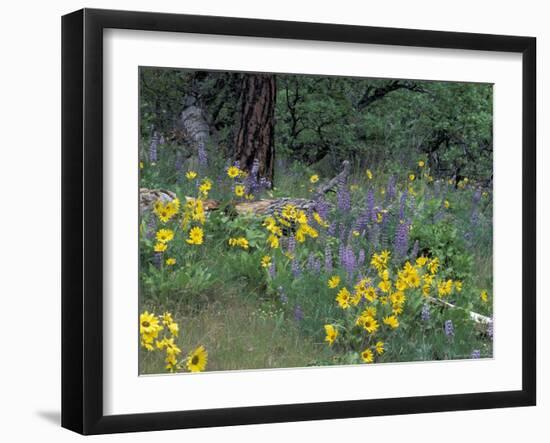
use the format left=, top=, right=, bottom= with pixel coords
left=140, top=287, right=329, bottom=374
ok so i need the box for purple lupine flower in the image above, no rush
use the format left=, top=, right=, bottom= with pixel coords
left=294, top=304, right=304, bottom=322
left=325, top=245, right=333, bottom=273
left=355, top=210, right=369, bottom=234
left=307, top=253, right=316, bottom=273
left=411, top=240, right=419, bottom=260
left=313, top=257, right=322, bottom=274
left=287, top=235, right=296, bottom=257
left=471, top=350, right=481, bottom=359
left=197, top=141, right=207, bottom=167
left=336, top=175, right=351, bottom=212
left=342, top=246, right=356, bottom=278
left=421, top=304, right=431, bottom=321
left=358, top=249, right=366, bottom=267
left=149, top=131, right=159, bottom=163
left=159, top=134, right=165, bottom=145
left=278, top=286, right=288, bottom=304
left=444, top=319, right=455, bottom=337
left=386, top=175, right=397, bottom=202
left=338, top=243, right=346, bottom=268
left=328, top=223, right=337, bottom=237
left=291, top=258, right=301, bottom=277
left=315, top=198, right=330, bottom=220
left=394, top=220, right=410, bottom=259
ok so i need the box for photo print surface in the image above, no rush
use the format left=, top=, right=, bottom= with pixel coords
left=138, top=67, right=493, bottom=375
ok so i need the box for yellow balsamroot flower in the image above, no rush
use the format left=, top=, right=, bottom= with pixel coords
left=140, top=311, right=162, bottom=336
left=371, top=250, right=390, bottom=272
left=295, top=210, right=308, bottom=225
left=324, top=324, right=338, bottom=346
left=409, top=174, right=415, bottom=181
left=351, top=290, right=363, bottom=306
left=310, top=174, right=319, bottom=183
left=199, top=178, right=212, bottom=197
left=362, top=316, right=379, bottom=334
left=157, top=337, right=181, bottom=356
left=186, top=170, right=198, bottom=180
left=245, top=194, right=255, bottom=200
left=379, top=296, right=388, bottom=305
left=437, top=279, right=453, bottom=298
left=165, top=257, right=176, bottom=266
left=378, top=280, right=392, bottom=293
left=480, top=290, right=489, bottom=303
left=261, top=256, right=272, bottom=268
left=428, top=257, right=440, bottom=274
left=361, top=348, right=374, bottom=363
left=156, top=229, right=174, bottom=243
left=313, top=212, right=329, bottom=228
left=234, top=185, right=245, bottom=197
left=155, top=203, right=173, bottom=223
left=390, top=291, right=406, bottom=306
left=454, top=281, right=463, bottom=292
left=392, top=304, right=404, bottom=315
left=227, top=166, right=241, bottom=178
left=422, top=284, right=431, bottom=297
left=444, top=200, right=450, bottom=209
left=186, top=226, right=204, bottom=245
left=376, top=212, right=383, bottom=223
left=407, top=272, right=421, bottom=288
left=418, top=160, right=425, bottom=168
left=168, top=322, right=179, bottom=337
left=267, top=234, right=279, bottom=249
left=352, top=230, right=360, bottom=237
left=375, top=341, right=385, bottom=355
left=383, top=315, right=399, bottom=329
left=187, top=345, right=208, bottom=372
left=154, top=242, right=168, bottom=253
left=416, top=256, right=428, bottom=267
left=139, top=161, right=144, bottom=169
left=366, top=169, right=373, bottom=180
left=395, top=278, right=407, bottom=291
left=328, top=275, right=340, bottom=289
left=364, top=287, right=377, bottom=302
left=281, top=204, right=298, bottom=221
left=228, top=237, right=249, bottom=250
left=161, top=312, right=173, bottom=325
left=336, top=287, right=351, bottom=309
left=363, top=306, right=377, bottom=318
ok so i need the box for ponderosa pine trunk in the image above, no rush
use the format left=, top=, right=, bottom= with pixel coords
left=234, top=74, right=276, bottom=185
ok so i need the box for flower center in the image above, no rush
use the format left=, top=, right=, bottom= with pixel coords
left=191, top=355, right=199, bottom=365
left=142, top=321, right=150, bottom=328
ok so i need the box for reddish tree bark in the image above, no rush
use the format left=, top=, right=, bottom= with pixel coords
left=234, top=74, right=276, bottom=185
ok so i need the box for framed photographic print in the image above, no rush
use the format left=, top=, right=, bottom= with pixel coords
left=61, top=8, right=536, bottom=435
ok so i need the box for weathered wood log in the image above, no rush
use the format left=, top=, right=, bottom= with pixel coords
left=140, top=161, right=348, bottom=216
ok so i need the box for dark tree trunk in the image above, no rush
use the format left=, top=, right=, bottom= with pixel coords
left=234, top=74, right=276, bottom=185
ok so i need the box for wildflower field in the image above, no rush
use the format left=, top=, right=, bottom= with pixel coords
left=138, top=68, right=493, bottom=374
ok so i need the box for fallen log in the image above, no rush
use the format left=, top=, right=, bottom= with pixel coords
left=425, top=295, right=492, bottom=333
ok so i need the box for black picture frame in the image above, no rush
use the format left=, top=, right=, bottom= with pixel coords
left=61, top=8, right=536, bottom=435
